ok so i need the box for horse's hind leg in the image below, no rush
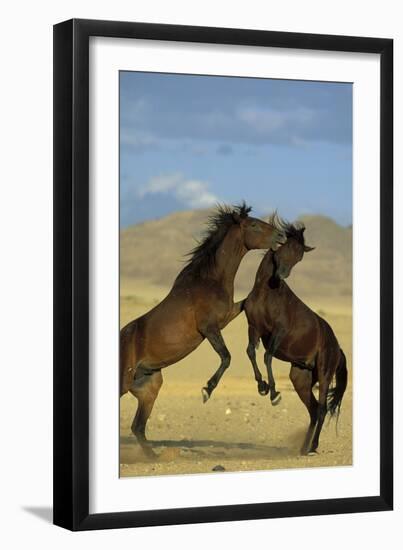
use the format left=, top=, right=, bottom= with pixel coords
left=289, top=364, right=318, bottom=455
left=201, top=327, right=231, bottom=403
left=129, top=370, right=163, bottom=458
left=307, top=353, right=334, bottom=455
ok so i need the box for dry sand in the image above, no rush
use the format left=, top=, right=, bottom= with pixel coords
left=120, top=282, right=352, bottom=478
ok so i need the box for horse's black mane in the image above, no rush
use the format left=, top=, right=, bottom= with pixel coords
left=276, top=218, right=306, bottom=246
left=178, top=202, right=252, bottom=280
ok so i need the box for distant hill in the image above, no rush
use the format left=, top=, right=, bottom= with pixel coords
left=120, top=209, right=352, bottom=298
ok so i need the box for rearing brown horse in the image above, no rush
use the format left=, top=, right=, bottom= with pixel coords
left=120, top=203, right=286, bottom=456
left=244, top=221, right=348, bottom=455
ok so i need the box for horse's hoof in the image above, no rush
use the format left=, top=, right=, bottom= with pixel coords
left=258, top=381, right=269, bottom=396
left=137, top=441, right=158, bottom=459
left=143, top=448, right=158, bottom=460
left=202, top=387, right=210, bottom=403
left=270, top=392, right=282, bottom=406
left=307, top=450, right=318, bottom=456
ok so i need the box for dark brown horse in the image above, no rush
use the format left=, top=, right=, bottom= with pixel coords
left=120, top=203, right=286, bottom=456
left=244, top=221, right=348, bottom=455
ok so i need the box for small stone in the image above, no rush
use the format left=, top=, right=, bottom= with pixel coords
left=212, top=464, right=226, bottom=472
left=225, top=407, right=232, bottom=415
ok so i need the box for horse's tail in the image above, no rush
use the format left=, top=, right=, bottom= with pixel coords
left=120, top=321, right=138, bottom=397
left=327, top=348, right=348, bottom=419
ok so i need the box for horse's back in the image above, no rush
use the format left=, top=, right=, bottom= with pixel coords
left=145, top=287, right=199, bottom=337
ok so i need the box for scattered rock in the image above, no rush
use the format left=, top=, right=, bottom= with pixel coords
left=225, top=407, right=232, bottom=415
left=212, top=464, right=226, bottom=472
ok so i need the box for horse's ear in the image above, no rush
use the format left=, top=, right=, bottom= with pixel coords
left=304, top=245, right=315, bottom=252
left=232, top=212, right=242, bottom=224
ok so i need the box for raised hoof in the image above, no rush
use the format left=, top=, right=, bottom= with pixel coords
left=202, top=387, right=210, bottom=403
left=258, top=381, right=269, bottom=396
left=270, top=392, right=282, bottom=406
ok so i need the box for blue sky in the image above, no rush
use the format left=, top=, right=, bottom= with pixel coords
left=120, top=72, right=352, bottom=227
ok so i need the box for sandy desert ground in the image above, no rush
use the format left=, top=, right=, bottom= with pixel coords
left=119, top=281, right=352, bottom=478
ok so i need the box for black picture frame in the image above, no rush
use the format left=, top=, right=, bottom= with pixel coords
left=53, top=18, right=393, bottom=531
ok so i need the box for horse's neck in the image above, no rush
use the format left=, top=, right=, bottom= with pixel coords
left=254, top=251, right=275, bottom=289
left=213, top=225, right=247, bottom=288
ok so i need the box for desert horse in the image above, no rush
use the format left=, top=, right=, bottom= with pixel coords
left=243, top=220, right=348, bottom=455
left=120, top=203, right=286, bottom=456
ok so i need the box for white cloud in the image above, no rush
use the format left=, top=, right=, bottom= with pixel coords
left=120, top=130, right=160, bottom=152
left=237, top=106, right=316, bottom=135
left=138, top=173, right=219, bottom=209
left=137, top=173, right=182, bottom=196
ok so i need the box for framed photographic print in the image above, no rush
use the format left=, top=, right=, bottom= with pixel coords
left=53, top=19, right=393, bottom=530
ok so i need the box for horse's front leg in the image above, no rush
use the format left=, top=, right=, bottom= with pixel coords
left=200, top=326, right=231, bottom=403
left=246, top=325, right=269, bottom=396
left=262, top=331, right=284, bottom=405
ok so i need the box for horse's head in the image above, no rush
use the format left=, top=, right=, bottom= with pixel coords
left=234, top=206, right=287, bottom=251
left=271, top=222, right=315, bottom=282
